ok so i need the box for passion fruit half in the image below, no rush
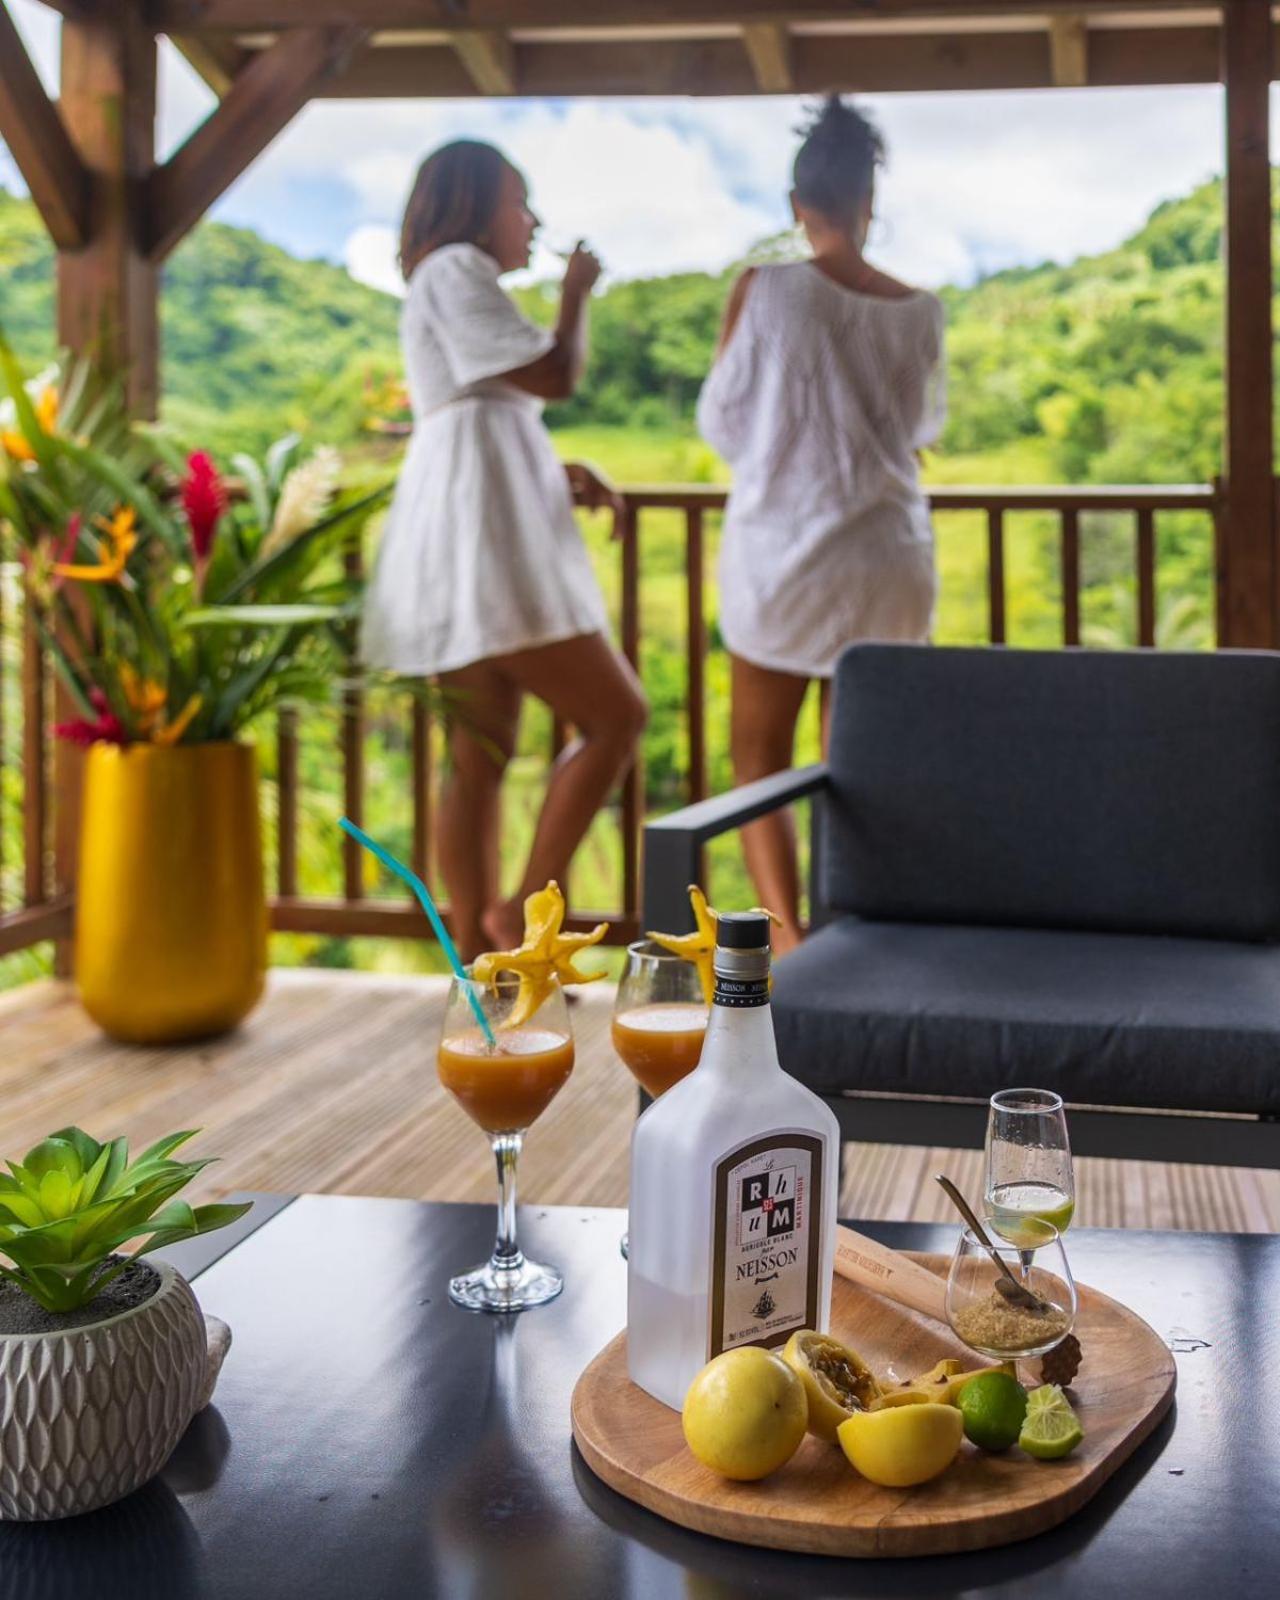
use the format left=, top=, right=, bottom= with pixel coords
left=781, top=1330, right=882, bottom=1442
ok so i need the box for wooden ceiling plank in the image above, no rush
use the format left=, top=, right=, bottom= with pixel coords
left=741, top=21, right=792, bottom=92
left=317, top=24, right=1218, bottom=99
left=147, top=3, right=1217, bottom=33
left=1050, top=13, right=1089, bottom=86
left=0, top=0, right=90, bottom=248
left=451, top=28, right=515, bottom=96
left=169, top=32, right=250, bottom=97
left=146, top=24, right=369, bottom=261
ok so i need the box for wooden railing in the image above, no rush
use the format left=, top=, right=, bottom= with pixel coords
left=0, top=480, right=1221, bottom=961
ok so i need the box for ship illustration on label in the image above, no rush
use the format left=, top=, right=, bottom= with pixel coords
left=708, top=1132, right=824, bottom=1358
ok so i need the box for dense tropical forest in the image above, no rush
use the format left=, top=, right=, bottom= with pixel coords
left=0, top=176, right=1226, bottom=971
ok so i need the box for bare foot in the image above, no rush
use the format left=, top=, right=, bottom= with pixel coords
left=481, top=898, right=525, bottom=952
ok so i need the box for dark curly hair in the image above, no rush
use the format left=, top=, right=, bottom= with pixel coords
left=792, top=96, right=885, bottom=223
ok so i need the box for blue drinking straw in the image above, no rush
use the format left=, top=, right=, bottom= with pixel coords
left=339, top=816, right=496, bottom=1048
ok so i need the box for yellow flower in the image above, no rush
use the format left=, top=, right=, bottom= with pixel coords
left=55, top=505, right=137, bottom=584
left=1, top=385, right=58, bottom=463
left=472, top=881, right=608, bottom=1028
left=153, top=695, right=202, bottom=746
left=120, top=663, right=168, bottom=734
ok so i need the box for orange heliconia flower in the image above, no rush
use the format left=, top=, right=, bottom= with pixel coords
left=1, top=386, right=58, bottom=463
left=54, top=506, right=138, bottom=584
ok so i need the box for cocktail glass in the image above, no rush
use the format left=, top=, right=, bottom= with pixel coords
left=984, top=1088, right=1075, bottom=1256
left=438, top=972, right=574, bottom=1312
left=613, top=939, right=708, bottom=1258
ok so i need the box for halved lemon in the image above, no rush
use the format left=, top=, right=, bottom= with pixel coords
left=838, top=1402, right=964, bottom=1487
left=782, top=1330, right=882, bottom=1442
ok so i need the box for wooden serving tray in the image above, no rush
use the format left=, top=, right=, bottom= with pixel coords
left=572, top=1253, right=1176, bottom=1558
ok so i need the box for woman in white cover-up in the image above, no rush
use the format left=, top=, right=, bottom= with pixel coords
left=364, top=141, right=646, bottom=958
left=697, top=98, right=946, bottom=953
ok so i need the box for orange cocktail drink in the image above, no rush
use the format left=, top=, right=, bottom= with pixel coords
left=611, top=1003, right=708, bottom=1099
left=438, top=1025, right=575, bottom=1134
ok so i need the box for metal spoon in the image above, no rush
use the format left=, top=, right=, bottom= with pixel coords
left=935, top=1174, right=1052, bottom=1315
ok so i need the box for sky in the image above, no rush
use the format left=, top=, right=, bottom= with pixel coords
left=0, top=0, right=1244, bottom=300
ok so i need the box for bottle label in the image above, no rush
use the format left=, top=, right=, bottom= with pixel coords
left=712, top=973, right=770, bottom=1008
left=708, top=1132, right=824, bottom=1358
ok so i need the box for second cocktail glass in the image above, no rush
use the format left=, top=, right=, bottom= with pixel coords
left=613, top=940, right=709, bottom=1257
left=984, top=1087, right=1075, bottom=1245
left=438, top=971, right=574, bottom=1312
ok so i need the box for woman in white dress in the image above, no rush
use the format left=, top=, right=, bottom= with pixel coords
left=364, top=141, right=647, bottom=958
left=697, top=98, right=945, bottom=954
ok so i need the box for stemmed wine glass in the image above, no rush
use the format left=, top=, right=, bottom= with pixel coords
left=946, top=1219, right=1077, bottom=1364
left=437, top=972, right=574, bottom=1312
left=613, top=940, right=709, bottom=1256
left=984, top=1088, right=1075, bottom=1251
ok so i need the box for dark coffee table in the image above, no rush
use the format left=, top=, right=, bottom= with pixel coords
left=0, top=1196, right=1273, bottom=1599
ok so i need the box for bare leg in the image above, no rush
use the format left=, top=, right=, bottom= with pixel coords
left=731, top=654, right=811, bottom=956
left=436, top=662, right=522, bottom=962
left=483, top=632, right=647, bottom=947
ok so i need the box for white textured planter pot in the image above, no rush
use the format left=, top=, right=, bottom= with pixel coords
left=0, top=1262, right=212, bottom=1521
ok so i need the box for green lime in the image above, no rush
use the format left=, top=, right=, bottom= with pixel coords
left=956, top=1371, right=1028, bottom=1451
left=1019, top=1384, right=1084, bottom=1461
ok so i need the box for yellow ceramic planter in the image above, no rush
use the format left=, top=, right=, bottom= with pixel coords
left=74, top=741, right=267, bottom=1043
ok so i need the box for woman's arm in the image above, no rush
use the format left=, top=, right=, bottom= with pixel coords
left=502, top=244, right=601, bottom=402
left=712, top=267, right=757, bottom=360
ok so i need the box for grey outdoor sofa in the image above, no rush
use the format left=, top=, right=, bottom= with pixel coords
left=643, top=644, right=1280, bottom=1167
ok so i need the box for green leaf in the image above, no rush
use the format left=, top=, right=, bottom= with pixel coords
left=184, top=603, right=344, bottom=628
left=218, top=483, right=390, bottom=605
left=23, top=1137, right=81, bottom=1183
left=49, top=1127, right=102, bottom=1172
left=133, top=1129, right=199, bottom=1166
left=265, top=432, right=301, bottom=493
left=230, top=452, right=272, bottom=527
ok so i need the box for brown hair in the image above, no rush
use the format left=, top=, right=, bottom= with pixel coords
left=399, top=140, right=511, bottom=280
left=793, top=96, right=884, bottom=223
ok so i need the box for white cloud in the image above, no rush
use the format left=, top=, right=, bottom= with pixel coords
left=345, top=223, right=402, bottom=296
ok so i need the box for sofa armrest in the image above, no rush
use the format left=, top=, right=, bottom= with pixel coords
left=642, top=764, right=830, bottom=932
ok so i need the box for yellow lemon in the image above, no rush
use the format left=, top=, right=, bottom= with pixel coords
left=682, top=1347, right=808, bottom=1481
left=781, top=1330, right=881, bottom=1442
left=837, top=1402, right=964, bottom=1487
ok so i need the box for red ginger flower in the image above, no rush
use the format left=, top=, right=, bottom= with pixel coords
left=181, top=451, right=225, bottom=564
left=54, top=690, right=126, bottom=748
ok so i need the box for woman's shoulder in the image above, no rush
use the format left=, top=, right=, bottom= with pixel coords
left=408, top=243, right=500, bottom=298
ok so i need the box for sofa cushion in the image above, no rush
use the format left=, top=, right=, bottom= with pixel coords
left=822, top=644, right=1280, bottom=941
left=771, top=917, right=1280, bottom=1114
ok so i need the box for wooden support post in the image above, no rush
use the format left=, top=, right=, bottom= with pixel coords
left=56, top=4, right=158, bottom=417
left=741, top=23, right=792, bottom=93
left=0, top=1, right=90, bottom=247
left=1220, top=0, right=1276, bottom=648
left=146, top=26, right=368, bottom=262
left=452, top=30, right=516, bottom=96
left=1049, top=15, right=1088, bottom=88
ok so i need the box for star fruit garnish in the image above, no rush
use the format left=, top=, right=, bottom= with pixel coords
left=648, top=885, right=781, bottom=1005
left=472, top=881, right=608, bottom=1028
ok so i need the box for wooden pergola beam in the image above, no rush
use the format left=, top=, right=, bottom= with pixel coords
left=145, top=24, right=368, bottom=261
left=1049, top=14, right=1088, bottom=88
left=170, top=31, right=250, bottom=96
left=741, top=23, right=792, bottom=94
left=0, top=1, right=90, bottom=248
left=147, top=1, right=1214, bottom=28
left=451, top=29, right=515, bottom=97
left=320, top=24, right=1222, bottom=99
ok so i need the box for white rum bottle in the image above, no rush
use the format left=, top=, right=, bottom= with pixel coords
left=627, top=912, right=840, bottom=1410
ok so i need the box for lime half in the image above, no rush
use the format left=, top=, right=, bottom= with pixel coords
left=1019, top=1384, right=1084, bottom=1461
left=957, top=1371, right=1027, bottom=1452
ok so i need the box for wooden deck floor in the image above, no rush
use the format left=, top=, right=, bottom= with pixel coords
left=3, top=970, right=1277, bottom=1232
